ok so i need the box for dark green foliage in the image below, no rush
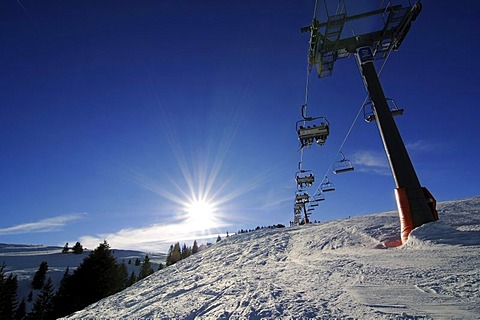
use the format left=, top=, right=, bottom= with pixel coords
left=29, top=277, right=55, bottom=320
left=127, top=271, right=136, bottom=287
left=166, top=243, right=181, bottom=266
left=72, top=242, right=83, bottom=254
left=134, top=258, right=141, bottom=266
left=138, top=255, right=154, bottom=280
left=158, top=263, right=165, bottom=271
left=62, top=242, right=69, bottom=254
left=0, top=265, right=19, bottom=320
left=52, top=267, right=70, bottom=317
left=53, top=240, right=124, bottom=318
left=181, top=244, right=191, bottom=260
left=27, top=290, right=33, bottom=302
left=31, top=261, right=48, bottom=290
left=192, top=240, right=199, bottom=254
left=117, top=263, right=129, bottom=291
left=216, top=235, right=222, bottom=243
left=14, top=298, right=26, bottom=320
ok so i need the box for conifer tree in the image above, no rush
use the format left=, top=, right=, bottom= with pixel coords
left=158, top=263, right=165, bottom=271
left=31, top=261, right=48, bottom=290
left=181, top=243, right=191, bottom=260
left=53, top=240, right=123, bottom=318
left=14, top=298, right=26, bottom=320
left=216, top=235, right=222, bottom=243
left=138, top=255, right=154, bottom=280
left=72, top=242, right=84, bottom=254
left=127, top=271, right=136, bottom=287
left=62, top=242, right=69, bottom=254
left=166, top=243, right=181, bottom=266
left=29, top=277, right=55, bottom=320
left=52, top=267, right=70, bottom=318
left=27, top=290, right=33, bottom=302
left=192, top=240, right=199, bottom=254
left=0, top=267, right=18, bottom=320
left=117, top=262, right=129, bottom=291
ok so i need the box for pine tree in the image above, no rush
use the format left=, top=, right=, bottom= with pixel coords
left=53, top=240, right=123, bottom=318
left=216, top=235, right=222, bottom=243
left=29, top=277, right=55, bottom=320
left=166, top=245, right=174, bottom=266
left=62, top=242, right=69, bottom=254
left=192, top=240, right=199, bottom=254
left=127, top=271, right=136, bottom=287
left=27, top=290, right=33, bottom=302
left=72, top=242, right=84, bottom=254
left=181, top=243, right=191, bottom=260
left=14, top=298, right=26, bottom=320
left=31, top=261, right=48, bottom=290
left=0, top=266, right=19, bottom=320
left=171, top=242, right=181, bottom=264
left=117, top=262, right=129, bottom=291
left=158, top=263, right=165, bottom=271
left=166, top=243, right=181, bottom=266
left=134, top=258, right=141, bottom=266
left=138, top=255, right=154, bottom=280
left=52, top=267, right=70, bottom=318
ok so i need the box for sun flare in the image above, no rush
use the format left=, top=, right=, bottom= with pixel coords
left=185, top=199, right=217, bottom=230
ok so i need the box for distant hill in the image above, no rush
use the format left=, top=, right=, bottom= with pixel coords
left=0, top=242, right=166, bottom=312
left=62, top=196, right=480, bottom=319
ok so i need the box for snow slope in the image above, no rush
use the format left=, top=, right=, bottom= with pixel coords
left=62, top=196, right=479, bottom=319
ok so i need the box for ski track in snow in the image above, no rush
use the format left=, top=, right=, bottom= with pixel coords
left=36, top=197, right=480, bottom=319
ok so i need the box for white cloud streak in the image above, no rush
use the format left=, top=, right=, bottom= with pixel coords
left=351, top=150, right=391, bottom=175
left=0, top=213, right=87, bottom=235
left=79, top=219, right=231, bottom=253
left=405, top=140, right=437, bottom=152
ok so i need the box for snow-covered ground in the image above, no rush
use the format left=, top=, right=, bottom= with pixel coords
left=61, top=196, right=480, bottom=320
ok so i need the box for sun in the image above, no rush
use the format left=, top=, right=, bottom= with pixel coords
left=185, top=199, right=217, bottom=230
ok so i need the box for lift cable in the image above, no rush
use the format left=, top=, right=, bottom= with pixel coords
left=298, top=0, right=320, bottom=170
left=312, top=38, right=395, bottom=195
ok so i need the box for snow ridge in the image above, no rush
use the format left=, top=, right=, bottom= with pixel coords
left=64, top=196, right=480, bottom=319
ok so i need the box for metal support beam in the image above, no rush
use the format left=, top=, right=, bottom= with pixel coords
left=356, top=46, right=436, bottom=230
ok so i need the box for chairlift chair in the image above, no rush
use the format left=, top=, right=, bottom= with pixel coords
left=295, top=191, right=310, bottom=204
left=363, top=98, right=404, bottom=123
left=312, top=192, right=326, bottom=202
left=333, top=152, right=354, bottom=174
left=296, top=105, right=330, bottom=149
left=296, top=169, right=315, bottom=188
left=296, top=119, right=330, bottom=148
left=320, top=177, right=335, bottom=192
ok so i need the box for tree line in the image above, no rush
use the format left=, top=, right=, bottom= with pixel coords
left=0, top=241, right=155, bottom=319
left=1, top=238, right=207, bottom=319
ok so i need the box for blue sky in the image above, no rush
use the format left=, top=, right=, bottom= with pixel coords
left=1, top=0, right=479, bottom=253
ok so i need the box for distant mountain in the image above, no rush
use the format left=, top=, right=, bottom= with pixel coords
left=61, top=196, right=480, bottom=319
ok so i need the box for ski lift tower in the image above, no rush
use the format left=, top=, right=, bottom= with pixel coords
left=304, top=1, right=438, bottom=243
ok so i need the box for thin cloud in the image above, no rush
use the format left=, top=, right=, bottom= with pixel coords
left=351, top=150, right=390, bottom=175
left=79, top=220, right=231, bottom=253
left=406, top=140, right=437, bottom=152
left=0, top=213, right=87, bottom=235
